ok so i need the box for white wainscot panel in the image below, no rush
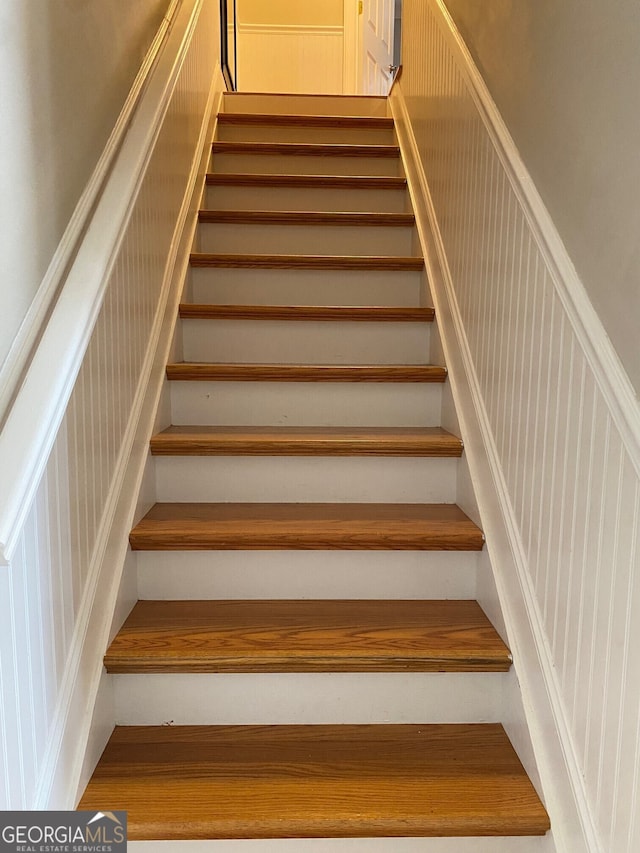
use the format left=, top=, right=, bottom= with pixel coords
left=237, top=24, right=344, bottom=94
left=0, top=0, right=221, bottom=809
left=394, top=2, right=640, bottom=852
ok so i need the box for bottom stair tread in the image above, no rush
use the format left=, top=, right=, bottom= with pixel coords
left=79, top=724, right=550, bottom=840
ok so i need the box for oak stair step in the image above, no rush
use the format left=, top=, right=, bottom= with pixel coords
left=198, top=210, right=415, bottom=226
left=165, top=363, right=447, bottom=382
left=217, top=113, right=395, bottom=130
left=78, top=723, right=550, bottom=839
left=129, top=502, right=484, bottom=551
left=104, top=599, right=511, bottom=674
left=212, top=141, right=400, bottom=158
left=206, top=173, right=407, bottom=189
left=222, top=91, right=388, bottom=116
left=150, top=426, right=461, bottom=456
left=178, top=304, right=434, bottom=321
left=189, top=253, right=424, bottom=270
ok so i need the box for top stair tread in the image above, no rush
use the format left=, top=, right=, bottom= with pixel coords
left=218, top=112, right=394, bottom=129
left=78, top=723, right=550, bottom=839
left=222, top=91, right=388, bottom=117
left=212, top=141, right=400, bottom=158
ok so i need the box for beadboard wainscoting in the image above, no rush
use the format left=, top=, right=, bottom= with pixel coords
left=236, top=24, right=344, bottom=94
left=392, top=2, right=640, bottom=852
left=0, top=0, right=222, bottom=809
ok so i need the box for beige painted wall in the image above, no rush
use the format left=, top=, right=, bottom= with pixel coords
left=444, top=0, right=640, bottom=393
left=238, top=0, right=343, bottom=27
left=0, top=0, right=169, bottom=377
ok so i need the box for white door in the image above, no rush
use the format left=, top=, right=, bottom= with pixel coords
left=362, top=0, right=395, bottom=95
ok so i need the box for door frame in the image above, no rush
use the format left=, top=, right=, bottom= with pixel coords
left=343, top=0, right=363, bottom=94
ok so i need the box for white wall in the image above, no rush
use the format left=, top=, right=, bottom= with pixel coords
left=0, top=0, right=221, bottom=809
left=239, top=0, right=343, bottom=27
left=442, top=0, right=640, bottom=395
left=0, top=0, right=169, bottom=388
left=395, top=2, right=640, bottom=850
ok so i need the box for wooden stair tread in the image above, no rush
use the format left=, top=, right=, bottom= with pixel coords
left=129, top=502, right=484, bottom=551
left=217, top=113, right=395, bottom=129
left=198, top=210, right=415, bottom=226
left=189, top=253, right=424, bottom=270
left=212, top=141, right=400, bottom=158
left=104, top=599, right=511, bottom=673
left=78, top=723, right=550, bottom=839
left=178, top=304, right=434, bottom=321
left=206, top=173, right=407, bottom=189
left=225, top=91, right=387, bottom=100
left=150, top=426, right=461, bottom=456
left=165, top=363, right=447, bottom=382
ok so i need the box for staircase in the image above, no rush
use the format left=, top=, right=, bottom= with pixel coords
left=79, top=92, right=550, bottom=848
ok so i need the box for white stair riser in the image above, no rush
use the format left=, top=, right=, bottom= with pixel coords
left=216, top=125, right=396, bottom=144
left=129, top=839, right=549, bottom=852
left=170, top=381, right=443, bottom=426
left=113, top=673, right=505, bottom=726
left=222, top=94, right=388, bottom=117
left=189, top=268, right=424, bottom=306
left=204, top=185, right=409, bottom=213
left=136, top=551, right=477, bottom=600
left=181, top=319, right=430, bottom=364
left=154, top=456, right=457, bottom=503
left=196, top=222, right=414, bottom=256
left=211, top=153, right=402, bottom=177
